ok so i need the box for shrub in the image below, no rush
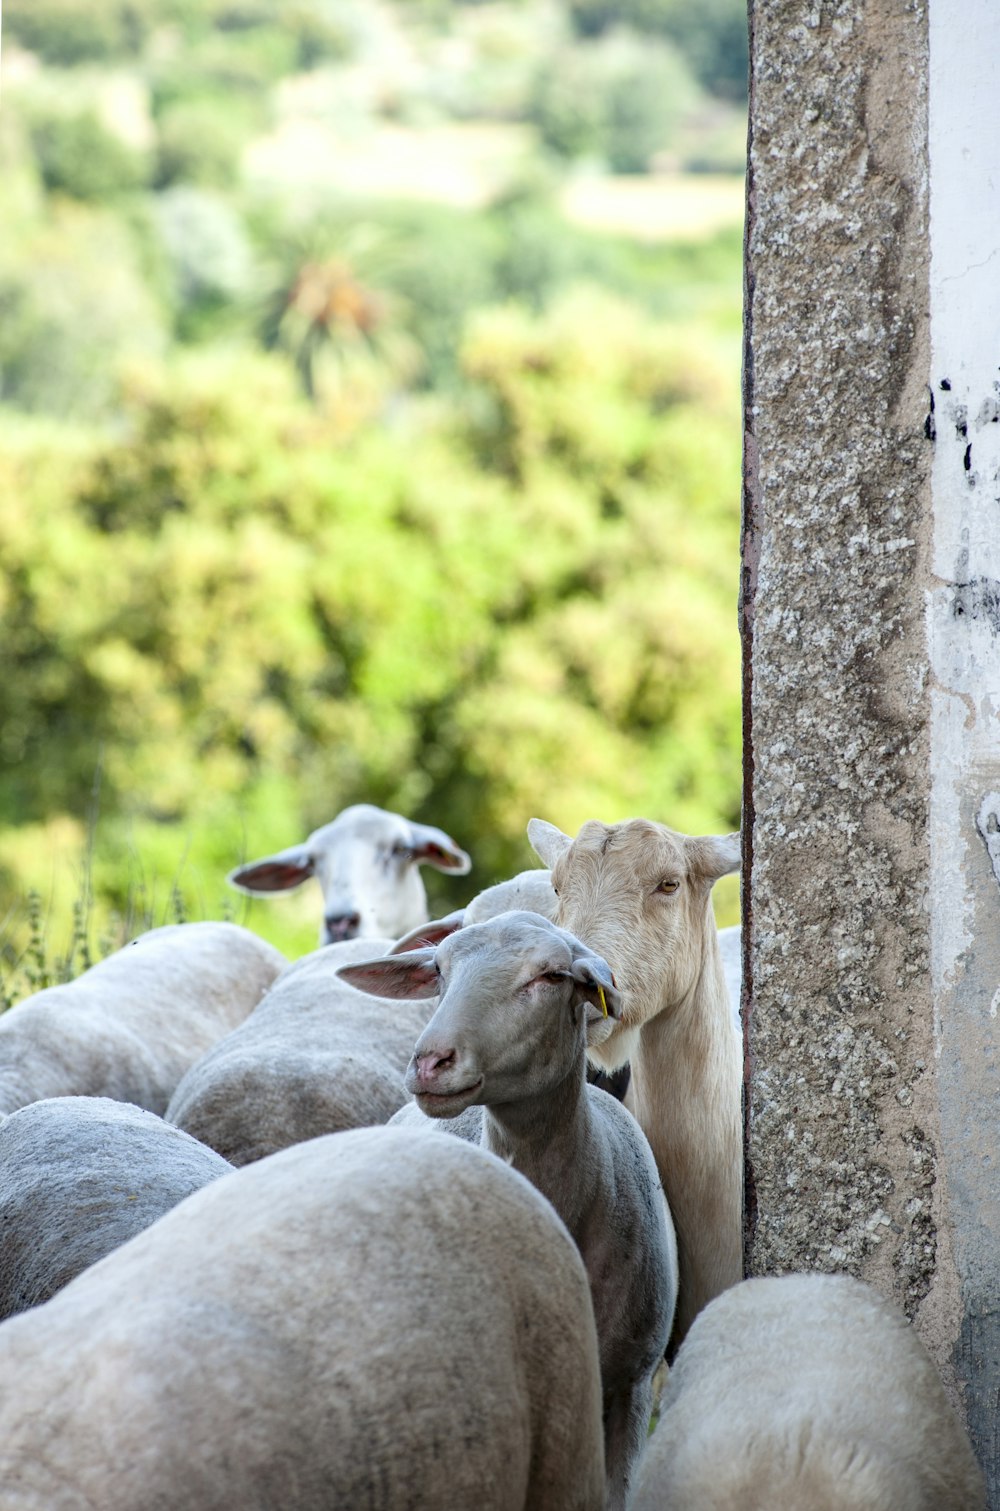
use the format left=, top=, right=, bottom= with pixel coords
left=30, top=109, right=150, bottom=202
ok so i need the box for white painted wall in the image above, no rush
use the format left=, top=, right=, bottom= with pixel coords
left=928, top=0, right=1000, bottom=1028
left=927, top=0, right=1000, bottom=1477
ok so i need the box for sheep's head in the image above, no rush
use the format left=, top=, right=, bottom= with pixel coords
left=528, top=817, right=739, bottom=1070
left=228, top=804, right=471, bottom=945
left=337, top=911, right=621, bottom=1116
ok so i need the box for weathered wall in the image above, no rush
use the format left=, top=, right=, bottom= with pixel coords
left=744, top=0, right=1000, bottom=1494
left=926, top=0, right=1000, bottom=1475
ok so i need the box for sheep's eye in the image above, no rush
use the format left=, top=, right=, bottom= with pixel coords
left=528, top=971, right=567, bottom=989
left=655, top=879, right=680, bottom=895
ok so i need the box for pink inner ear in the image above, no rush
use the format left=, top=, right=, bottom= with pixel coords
left=231, top=859, right=312, bottom=892
left=414, top=843, right=465, bottom=871
left=338, top=955, right=438, bottom=999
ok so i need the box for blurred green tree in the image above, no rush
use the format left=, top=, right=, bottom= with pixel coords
left=530, top=32, right=699, bottom=172
left=0, top=286, right=740, bottom=959
left=30, top=109, right=151, bottom=201
left=568, top=0, right=748, bottom=103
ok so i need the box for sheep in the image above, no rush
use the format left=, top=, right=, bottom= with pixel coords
left=167, top=872, right=556, bottom=1165
left=389, top=866, right=560, bottom=953
left=0, top=1096, right=233, bottom=1320
left=166, top=936, right=435, bottom=1164
left=0, top=921, right=286, bottom=1118
left=630, top=1273, right=987, bottom=1511
left=0, top=1125, right=607, bottom=1511
left=391, top=865, right=628, bottom=1106
left=338, top=910, right=678, bottom=1511
left=227, top=802, right=472, bottom=945
left=528, top=816, right=741, bottom=1350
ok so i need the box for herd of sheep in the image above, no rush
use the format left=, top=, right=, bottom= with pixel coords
left=0, top=803, right=987, bottom=1508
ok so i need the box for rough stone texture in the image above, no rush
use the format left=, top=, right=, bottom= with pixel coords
left=743, top=0, right=937, bottom=1307
left=743, top=0, right=1000, bottom=1498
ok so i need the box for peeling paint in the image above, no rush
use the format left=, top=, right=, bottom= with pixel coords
left=976, top=793, right=1000, bottom=892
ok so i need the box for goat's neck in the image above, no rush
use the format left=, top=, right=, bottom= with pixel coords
left=632, top=929, right=735, bottom=1119
left=482, top=1064, right=596, bottom=1234
left=630, top=931, right=743, bottom=1336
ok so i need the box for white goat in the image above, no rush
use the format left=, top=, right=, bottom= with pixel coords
left=228, top=803, right=471, bottom=944
left=529, top=816, right=741, bottom=1349
left=0, top=1096, right=232, bottom=1320
left=166, top=937, right=432, bottom=1163
left=339, top=911, right=678, bottom=1511
left=717, top=922, right=742, bottom=1032
left=0, top=1126, right=607, bottom=1511
left=0, top=922, right=285, bottom=1118
left=630, top=1273, right=986, bottom=1510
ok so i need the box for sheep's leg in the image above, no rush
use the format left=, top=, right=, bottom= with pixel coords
left=602, top=1379, right=652, bottom=1511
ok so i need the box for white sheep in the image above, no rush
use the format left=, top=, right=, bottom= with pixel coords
left=339, top=910, right=678, bottom=1511
left=0, top=1125, right=607, bottom=1511
left=227, top=803, right=471, bottom=945
left=392, top=866, right=633, bottom=1102
left=630, top=1273, right=987, bottom=1510
left=389, top=865, right=559, bottom=953
left=0, top=921, right=285, bottom=1118
left=0, top=1096, right=233, bottom=1320
left=167, top=871, right=558, bottom=1165
left=528, top=816, right=741, bottom=1350
left=166, top=937, right=432, bottom=1163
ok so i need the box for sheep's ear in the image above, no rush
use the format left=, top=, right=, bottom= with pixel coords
left=227, top=844, right=314, bottom=895
left=336, top=950, right=439, bottom=999
left=390, top=911, right=466, bottom=955
left=686, top=832, right=741, bottom=885
left=527, top=818, right=572, bottom=868
left=569, top=955, right=622, bottom=1032
left=405, top=823, right=472, bottom=875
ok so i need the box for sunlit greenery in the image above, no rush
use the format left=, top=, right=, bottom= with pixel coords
left=0, top=0, right=745, bottom=986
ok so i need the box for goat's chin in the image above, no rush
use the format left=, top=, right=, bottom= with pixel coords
left=586, top=1023, right=640, bottom=1074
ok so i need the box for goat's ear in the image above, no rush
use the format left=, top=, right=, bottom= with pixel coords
left=389, top=911, right=465, bottom=955
left=686, top=832, right=741, bottom=885
left=336, top=950, right=439, bottom=999
left=227, top=844, right=314, bottom=894
left=569, top=954, right=622, bottom=1032
left=527, top=818, right=572, bottom=868
left=405, top=823, right=472, bottom=875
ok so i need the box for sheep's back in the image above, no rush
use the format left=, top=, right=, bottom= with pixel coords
left=0, top=923, right=285, bottom=1115
left=0, top=1096, right=232, bottom=1320
left=0, top=1127, right=607, bottom=1511
left=167, top=939, right=435, bottom=1163
left=631, top=1274, right=986, bottom=1511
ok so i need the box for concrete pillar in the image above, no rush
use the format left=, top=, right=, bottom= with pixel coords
left=743, top=0, right=1000, bottom=1492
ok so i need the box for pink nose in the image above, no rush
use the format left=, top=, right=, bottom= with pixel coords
left=413, top=1049, right=456, bottom=1091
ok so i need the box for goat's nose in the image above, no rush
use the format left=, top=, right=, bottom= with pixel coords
left=324, top=912, right=361, bottom=943
left=412, top=1049, right=456, bottom=1090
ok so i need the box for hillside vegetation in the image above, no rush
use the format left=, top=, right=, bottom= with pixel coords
left=0, top=0, right=746, bottom=984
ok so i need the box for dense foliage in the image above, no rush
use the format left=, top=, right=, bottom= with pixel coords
left=0, top=0, right=744, bottom=981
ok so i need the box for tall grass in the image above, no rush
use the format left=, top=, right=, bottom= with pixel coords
left=0, top=864, right=216, bottom=1011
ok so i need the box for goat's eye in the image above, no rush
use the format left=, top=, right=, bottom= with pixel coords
left=654, top=879, right=680, bottom=895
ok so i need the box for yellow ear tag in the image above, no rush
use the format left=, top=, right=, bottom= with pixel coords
left=597, top=984, right=609, bottom=1018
